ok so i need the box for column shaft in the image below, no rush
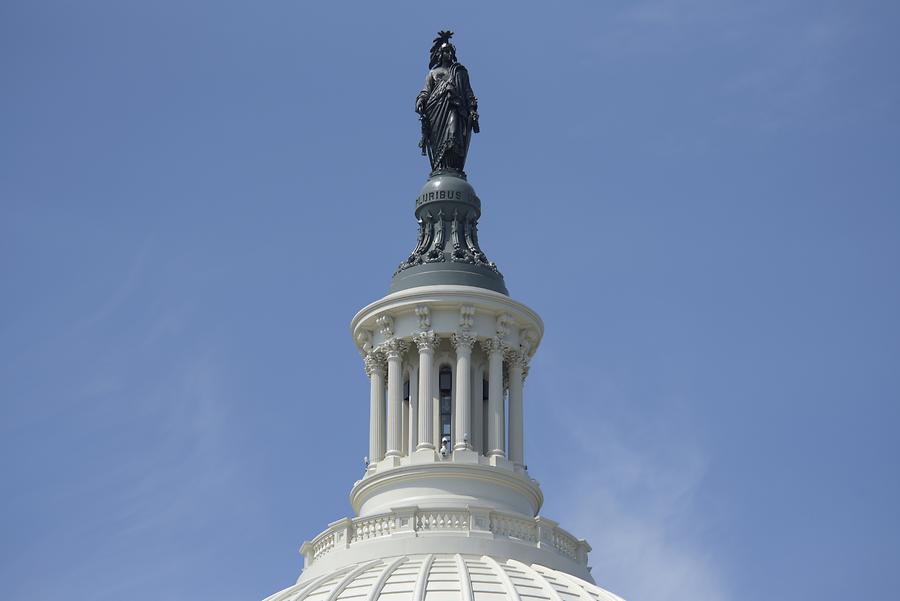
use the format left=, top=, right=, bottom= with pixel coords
left=507, top=351, right=525, bottom=466
left=365, top=353, right=386, bottom=463
left=483, top=339, right=506, bottom=457
left=414, top=331, right=436, bottom=451
left=408, top=366, right=418, bottom=453
left=452, top=333, right=476, bottom=450
left=384, top=340, right=407, bottom=458
left=471, top=365, right=483, bottom=454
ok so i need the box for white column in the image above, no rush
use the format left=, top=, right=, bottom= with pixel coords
left=506, top=349, right=526, bottom=466
left=471, top=364, right=484, bottom=455
left=365, top=351, right=386, bottom=463
left=482, top=338, right=506, bottom=457
left=452, top=332, right=476, bottom=450
left=413, top=331, right=436, bottom=451
left=401, top=395, right=409, bottom=456
left=408, top=365, right=418, bottom=453
left=384, top=339, right=408, bottom=458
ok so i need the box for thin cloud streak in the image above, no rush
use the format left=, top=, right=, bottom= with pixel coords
left=535, top=357, right=729, bottom=601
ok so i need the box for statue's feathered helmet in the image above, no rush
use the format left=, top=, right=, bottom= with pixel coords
left=428, top=30, right=457, bottom=69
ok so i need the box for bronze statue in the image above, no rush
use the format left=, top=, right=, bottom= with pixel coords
left=416, top=31, right=479, bottom=174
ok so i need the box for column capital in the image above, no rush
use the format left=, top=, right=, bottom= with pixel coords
left=382, top=338, right=409, bottom=360
left=364, top=352, right=386, bottom=377
left=451, top=331, right=477, bottom=353
left=504, top=347, right=526, bottom=368
left=480, top=337, right=504, bottom=355
left=412, top=330, right=437, bottom=353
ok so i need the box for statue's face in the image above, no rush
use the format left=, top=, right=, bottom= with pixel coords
left=439, top=44, right=452, bottom=64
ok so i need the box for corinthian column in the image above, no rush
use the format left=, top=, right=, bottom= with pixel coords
left=506, top=348, right=526, bottom=466
left=412, top=330, right=437, bottom=451
left=383, top=338, right=408, bottom=458
left=364, top=351, right=386, bottom=464
left=451, top=332, right=476, bottom=451
left=481, top=338, right=506, bottom=457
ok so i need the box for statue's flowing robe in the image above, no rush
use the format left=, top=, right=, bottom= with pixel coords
left=419, top=63, right=476, bottom=172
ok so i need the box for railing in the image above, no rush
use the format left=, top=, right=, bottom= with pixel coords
left=300, top=507, right=589, bottom=569
left=416, top=510, right=469, bottom=531
left=351, top=513, right=394, bottom=542
left=491, top=513, right=539, bottom=543
left=311, top=531, right=335, bottom=561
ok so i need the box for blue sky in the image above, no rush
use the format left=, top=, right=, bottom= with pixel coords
left=2, top=2, right=899, bottom=600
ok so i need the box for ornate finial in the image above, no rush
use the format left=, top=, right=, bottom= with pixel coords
left=416, top=31, right=479, bottom=175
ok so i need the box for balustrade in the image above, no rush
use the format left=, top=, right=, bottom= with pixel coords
left=301, top=507, right=586, bottom=569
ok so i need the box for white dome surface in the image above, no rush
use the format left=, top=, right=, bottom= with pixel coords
left=264, top=554, right=624, bottom=601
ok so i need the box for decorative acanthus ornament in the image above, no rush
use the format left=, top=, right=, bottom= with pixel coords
left=382, top=338, right=409, bottom=360
left=376, top=314, right=394, bottom=338
left=363, top=352, right=386, bottom=377
left=459, top=305, right=475, bottom=330
left=450, top=332, right=477, bottom=353
left=519, top=329, right=538, bottom=357
left=415, top=305, right=431, bottom=330
left=356, top=330, right=374, bottom=356
left=496, top=313, right=513, bottom=340
left=394, top=206, right=500, bottom=276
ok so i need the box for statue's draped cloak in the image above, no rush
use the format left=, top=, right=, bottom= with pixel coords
left=419, top=63, right=476, bottom=172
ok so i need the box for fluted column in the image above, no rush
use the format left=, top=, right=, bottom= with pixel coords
left=408, top=365, right=418, bottom=453
left=451, top=332, right=476, bottom=450
left=365, top=351, right=386, bottom=464
left=471, top=364, right=484, bottom=454
left=384, top=339, right=408, bottom=458
left=506, top=349, right=526, bottom=466
left=413, top=331, right=437, bottom=451
left=482, top=338, right=506, bottom=457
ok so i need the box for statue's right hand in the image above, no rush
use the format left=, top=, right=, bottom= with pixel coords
left=415, top=98, right=425, bottom=114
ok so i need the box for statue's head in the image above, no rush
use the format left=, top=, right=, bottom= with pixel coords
left=429, top=30, right=457, bottom=69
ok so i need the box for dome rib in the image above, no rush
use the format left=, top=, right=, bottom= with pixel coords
left=412, top=554, right=435, bottom=601
left=545, top=566, right=626, bottom=601
left=366, top=556, right=407, bottom=601
left=276, top=569, right=341, bottom=601
left=509, top=559, right=564, bottom=601
left=323, top=559, right=381, bottom=601
left=454, top=554, right=474, bottom=601
left=481, top=555, right=523, bottom=601
left=268, top=554, right=624, bottom=601
left=536, top=565, right=597, bottom=601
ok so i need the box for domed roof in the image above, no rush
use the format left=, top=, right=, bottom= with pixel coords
left=264, top=554, right=624, bottom=601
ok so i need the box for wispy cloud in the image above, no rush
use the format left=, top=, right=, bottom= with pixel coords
left=534, top=357, right=729, bottom=601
